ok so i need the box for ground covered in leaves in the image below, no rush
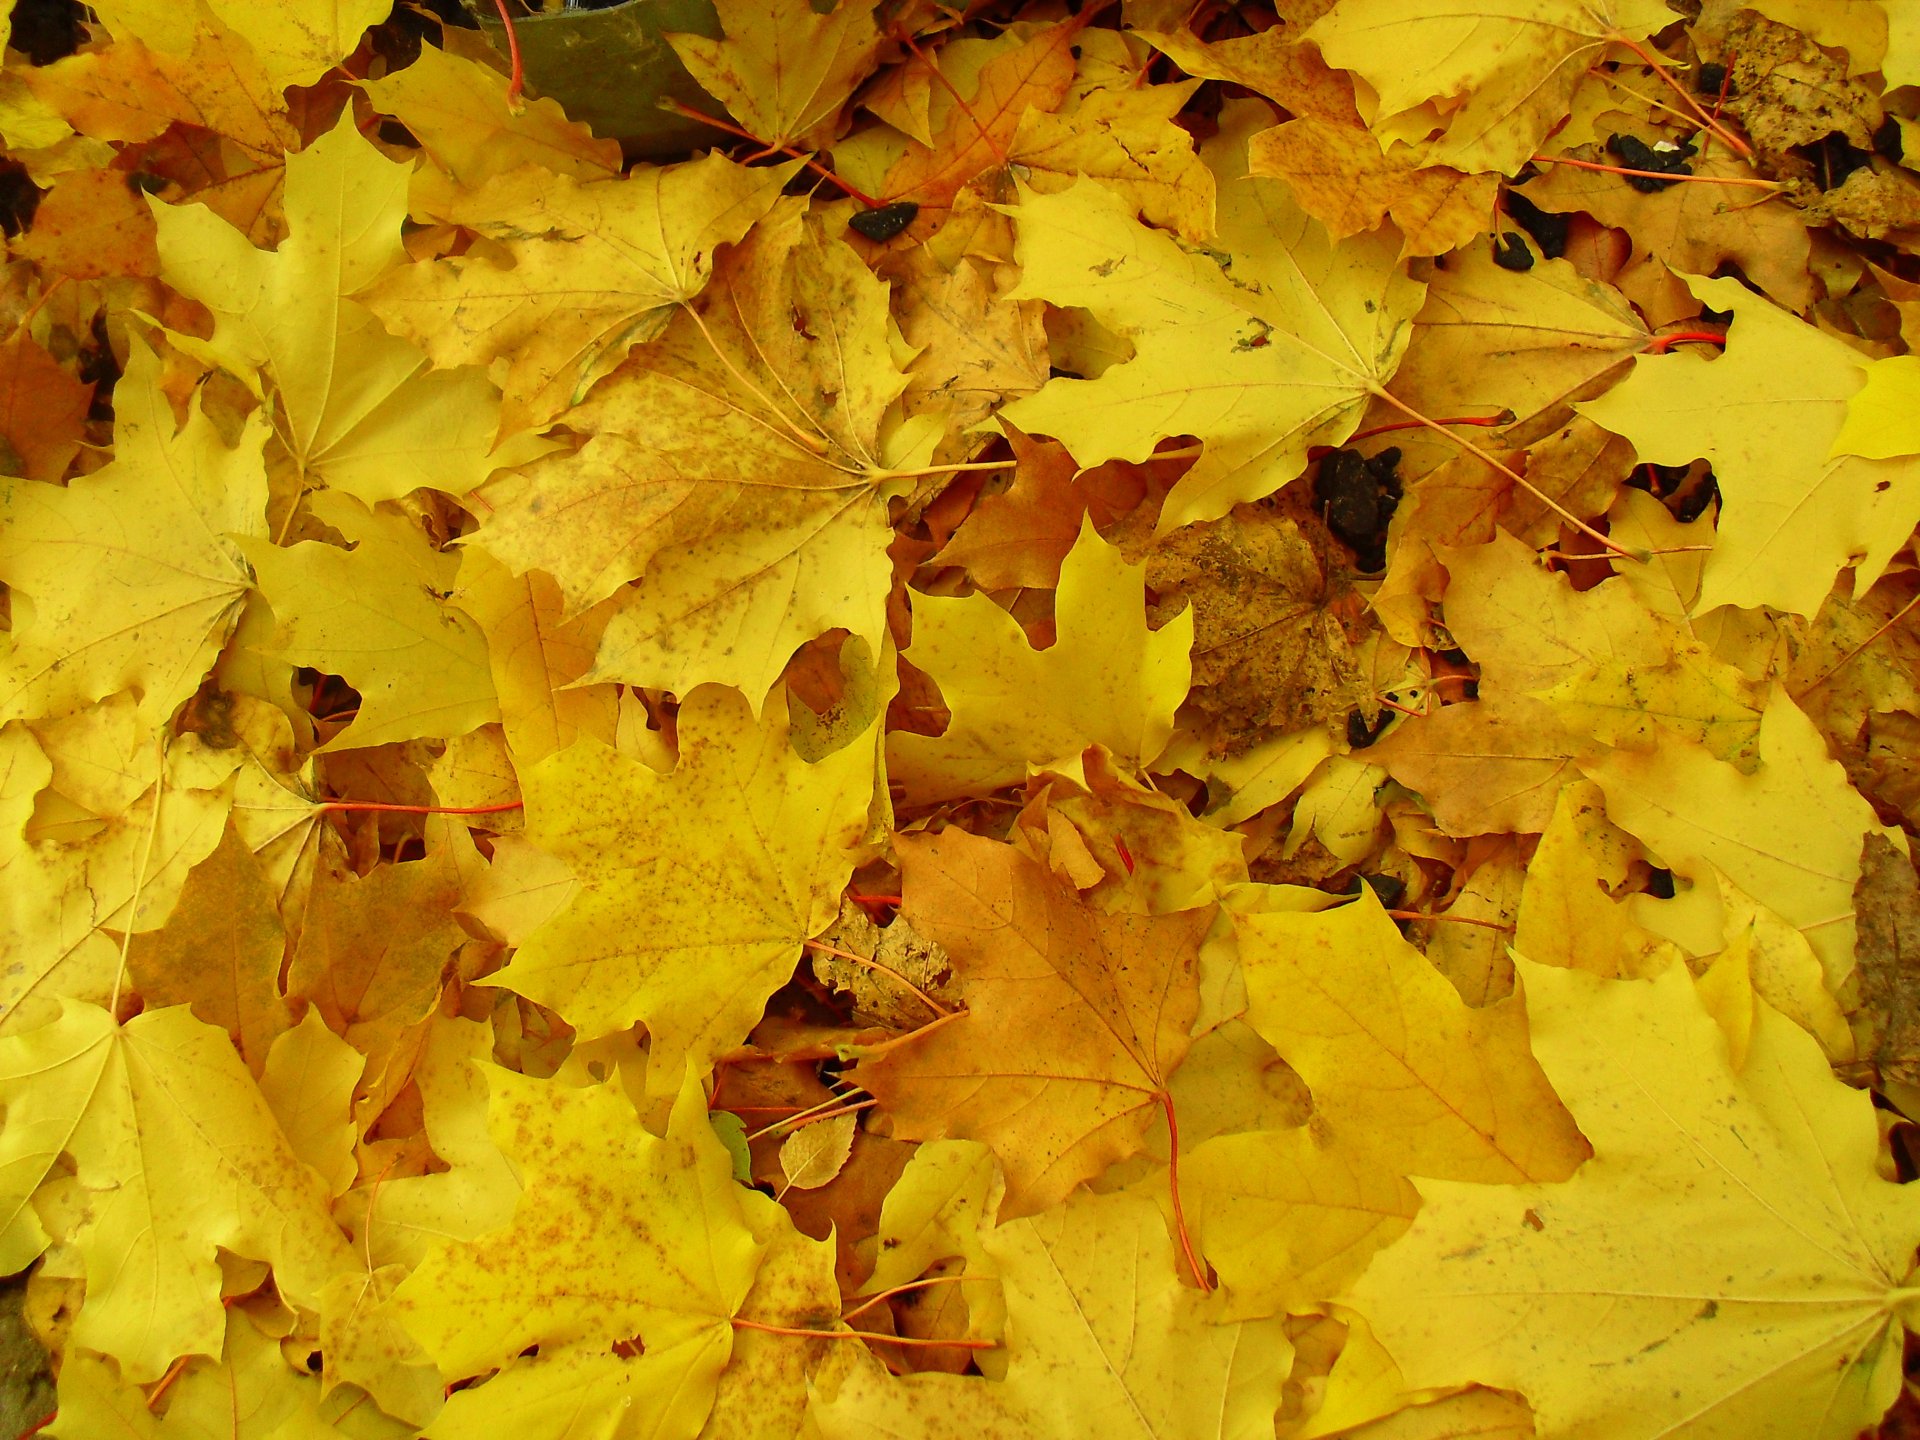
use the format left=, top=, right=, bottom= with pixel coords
left=4, top=0, right=1920, bottom=1435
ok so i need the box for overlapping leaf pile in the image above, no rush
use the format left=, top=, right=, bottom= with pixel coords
left=4, top=0, right=1920, bottom=1435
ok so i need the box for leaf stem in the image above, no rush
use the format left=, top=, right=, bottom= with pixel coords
left=1158, top=1091, right=1212, bottom=1292
left=898, top=30, right=1009, bottom=171
left=110, top=736, right=167, bottom=1018
left=804, top=938, right=951, bottom=1017
left=730, top=1316, right=997, bottom=1349
left=662, top=101, right=881, bottom=207
left=1526, top=154, right=1777, bottom=189
left=1365, top=384, right=1648, bottom=563
left=744, top=1092, right=876, bottom=1144
left=316, top=798, right=525, bottom=815
left=1349, top=410, right=1514, bottom=444
left=1643, top=330, right=1726, bottom=354
left=841, top=1274, right=985, bottom=1322
left=1605, top=32, right=1752, bottom=159
left=488, top=0, right=525, bottom=111
left=1385, top=910, right=1516, bottom=932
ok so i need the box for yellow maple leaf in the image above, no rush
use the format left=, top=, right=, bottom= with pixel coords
left=1, top=717, right=238, bottom=1037
left=667, top=0, right=885, bottom=151
left=365, top=151, right=794, bottom=435
left=1232, top=886, right=1591, bottom=1183
left=1303, top=0, right=1676, bottom=174
left=390, top=1066, right=763, bottom=1395
left=154, top=110, right=528, bottom=505
left=0, top=338, right=267, bottom=728
left=1578, top=272, right=1920, bottom=615
left=360, top=41, right=621, bottom=199
left=237, top=495, right=498, bottom=751
left=1583, top=689, right=1891, bottom=989
left=124, top=822, right=290, bottom=1074
left=1000, top=109, right=1424, bottom=532
left=1347, top=957, right=1920, bottom=1439
left=889, top=517, right=1192, bottom=805
left=0, top=1001, right=355, bottom=1383
left=477, top=197, right=923, bottom=703
left=86, top=0, right=388, bottom=89
left=814, top=1190, right=1292, bottom=1439
left=489, top=684, right=875, bottom=1080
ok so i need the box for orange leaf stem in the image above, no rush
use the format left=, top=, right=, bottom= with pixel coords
left=488, top=0, right=525, bottom=110
left=744, top=1094, right=876, bottom=1144
left=1349, top=411, right=1514, bottom=444
left=316, top=799, right=525, bottom=815
left=1527, top=154, right=1776, bottom=189
left=804, top=938, right=952, bottom=1017
left=1385, top=910, right=1516, bottom=932
left=20, top=1412, right=56, bottom=1437
left=840, top=1274, right=982, bottom=1322
left=6, top=275, right=66, bottom=340
left=1605, top=32, right=1752, bottom=159
left=662, top=101, right=881, bottom=207
left=854, top=1008, right=966, bottom=1059
left=730, top=1316, right=997, bottom=1349
left=898, top=30, right=1009, bottom=171
left=1644, top=330, right=1726, bottom=353
left=1366, top=385, right=1647, bottom=563
left=1158, top=1090, right=1212, bottom=1292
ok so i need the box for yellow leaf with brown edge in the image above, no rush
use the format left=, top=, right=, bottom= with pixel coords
left=1347, top=957, right=1920, bottom=1440
left=1232, top=885, right=1590, bottom=1184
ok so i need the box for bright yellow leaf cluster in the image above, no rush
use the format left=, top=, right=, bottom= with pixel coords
left=3, top=1, right=1920, bottom=1437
